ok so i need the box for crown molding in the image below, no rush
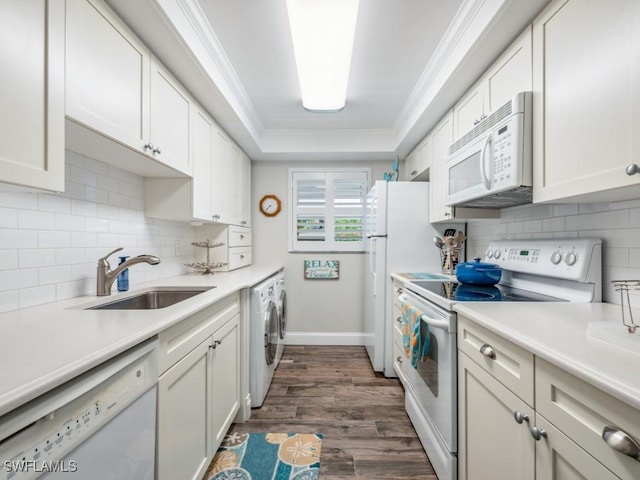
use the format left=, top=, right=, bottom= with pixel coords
left=156, top=0, right=265, bottom=141
left=394, top=0, right=510, bottom=144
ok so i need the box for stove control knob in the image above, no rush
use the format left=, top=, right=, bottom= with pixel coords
left=550, top=251, right=562, bottom=265
left=564, top=252, right=577, bottom=266
left=487, top=250, right=494, bottom=259
left=493, top=250, right=501, bottom=259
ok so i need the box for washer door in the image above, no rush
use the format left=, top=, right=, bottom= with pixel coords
left=279, top=290, right=287, bottom=339
left=264, top=301, right=279, bottom=365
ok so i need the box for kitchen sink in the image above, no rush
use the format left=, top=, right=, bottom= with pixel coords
left=87, top=287, right=215, bottom=310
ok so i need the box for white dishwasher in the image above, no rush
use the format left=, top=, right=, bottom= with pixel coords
left=0, top=339, right=158, bottom=480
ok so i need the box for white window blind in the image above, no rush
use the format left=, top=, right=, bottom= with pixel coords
left=289, top=169, right=369, bottom=252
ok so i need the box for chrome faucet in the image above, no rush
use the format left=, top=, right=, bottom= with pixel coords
left=96, top=247, right=160, bottom=296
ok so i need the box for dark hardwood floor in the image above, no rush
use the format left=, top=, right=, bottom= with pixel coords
left=229, top=345, right=438, bottom=479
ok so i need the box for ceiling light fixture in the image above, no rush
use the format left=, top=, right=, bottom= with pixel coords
left=286, top=0, right=360, bottom=112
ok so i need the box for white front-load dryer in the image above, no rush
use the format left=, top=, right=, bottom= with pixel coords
left=250, top=276, right=279, bottom=407
left=273, top=269, right=286, bottom=366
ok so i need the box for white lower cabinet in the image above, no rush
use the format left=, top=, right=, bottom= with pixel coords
left=157, top=338, right=212, bottom=480
left=458, top=352, right=534, bottom=480
left=458, top=315, right=640, bottom=480
left=156, top=295, right=241, bottom=480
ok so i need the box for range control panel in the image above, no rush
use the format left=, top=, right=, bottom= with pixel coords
left=484, top=238, right=602, bottom=282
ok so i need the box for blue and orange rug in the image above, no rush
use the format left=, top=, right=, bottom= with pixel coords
left=204, top=432, right=323, bottom=480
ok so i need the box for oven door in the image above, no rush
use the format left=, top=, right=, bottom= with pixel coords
left=399, top=290, right=457, bottom=452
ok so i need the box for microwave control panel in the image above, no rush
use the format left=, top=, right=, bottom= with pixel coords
left=491, top=120, right=518, bottom=187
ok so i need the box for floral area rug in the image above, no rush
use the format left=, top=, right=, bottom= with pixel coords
left=203, top=432, right=323, bottom=480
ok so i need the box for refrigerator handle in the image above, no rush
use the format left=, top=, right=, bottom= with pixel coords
left=369, top=237, right=377, bottom=296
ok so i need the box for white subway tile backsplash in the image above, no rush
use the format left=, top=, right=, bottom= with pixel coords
left=19, top=249, right=56, bottom=269
left=19, top=210, right=56, bottom=230
left=39, top=265, right=72, bottom=285
left=592, top=209, right=629, bottom=230
left=523, top=220, right=543, bottom=233
left=0, top=230, right=38, bottom=249
left=553, top=204, right=579, bottom=217
left=38, top=194, right=71, bottom=214
left=0, top=207, right=17, bottom=228
left=0, top=250, right=18, bottom=270
left=0, top=269, right=38, bottom=291
left=565, top=214, right=594, bottom=231
left=578, top=202, right=609, bottom=214
left=0, top=150, right=195, bottom=313
left=38, top=231, right=72, bottom=248
left=507, top=222, right=524, bottom=234
left=542, top=217, right=565, bottom=232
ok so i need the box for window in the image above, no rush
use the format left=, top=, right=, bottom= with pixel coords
left=289, top=168, right=370, bottom=252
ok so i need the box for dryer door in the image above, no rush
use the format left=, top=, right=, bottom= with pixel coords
left=264, top=301, right=279, bottom=365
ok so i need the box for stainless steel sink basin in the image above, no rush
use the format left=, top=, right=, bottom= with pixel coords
left=87, top=287, right=215, bottom=310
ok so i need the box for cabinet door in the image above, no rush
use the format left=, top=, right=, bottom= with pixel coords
left=458, top=352, right=535, bottom=480
left=453, top=82, right=485, bottom=140
left=533, top=0, right=640, bottom=203
left=429, top=112, right=454, bottom=222
left=192, top=107, right=214, bottom=221
left=157, top=340, right=212, bottom=480
left=149, top=58, right=192, bottom=175
left=210, top=316, right=240, bottom=450
left=485, top=26, right=533, bottom=114
left=403, top=152, right=417, bottom=181
left=536, top=415, right=619, bottom=480
left=238, top=152, right=252, bottom=227
left=66, top=0, right=150, bottom=152
left=0, top=0, right=64, bottom=191
left=412, top=137, right=431, bottom=180
left=211, top=128, right=232, bottom=223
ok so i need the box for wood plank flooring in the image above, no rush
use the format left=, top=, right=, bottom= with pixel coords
left=229, top=345, right=438, bottom=479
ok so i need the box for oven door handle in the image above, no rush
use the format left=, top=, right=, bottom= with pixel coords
left=399, top=294, right=452, bottom=332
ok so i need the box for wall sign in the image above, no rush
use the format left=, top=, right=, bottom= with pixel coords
left=304, top=260, right=340, bottom=279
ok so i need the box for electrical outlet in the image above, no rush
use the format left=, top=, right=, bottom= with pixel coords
left=174, top=239, right=182, bottom=257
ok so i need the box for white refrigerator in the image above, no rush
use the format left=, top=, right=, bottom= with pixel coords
left=363, top=181, right=461, bottom=377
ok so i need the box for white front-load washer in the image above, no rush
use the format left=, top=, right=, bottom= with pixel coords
left=250, top=276, right=279, bottom=407
left=273, top=269, right=286, bottom=366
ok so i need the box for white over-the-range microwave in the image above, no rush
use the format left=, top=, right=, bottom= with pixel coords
left=446, top=91, right=533, bottom=208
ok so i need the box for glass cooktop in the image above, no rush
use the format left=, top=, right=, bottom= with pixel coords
left=406, top=280, right=565, bottom=303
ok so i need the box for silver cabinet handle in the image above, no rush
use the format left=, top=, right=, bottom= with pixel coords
left=444, top=212, right=451, bottom=217
left=480, top=343, right=496, bottom=359
left=240, top=234, right=245, bottom=239
left=396, top=317, right=402, bottom=324
left=530, top=427, right=547, bottom=441
left=602, top=426, right=640, bottom=461
left=241, top=221, right=247, bottom=225
left=397, top=356, right=403, bottom=364
left=143, top=142, right=154, bottom=152
left=411, top=170, right=417, bottom=176
left=626, top=164, right=639, bottom=176
left=513, top=411, right=530, bottom=424
left=210, top=339, right=222, bottom=350
left=240, top=254, right=245, bottom=259
left=153, top=147, right=161, bottom=155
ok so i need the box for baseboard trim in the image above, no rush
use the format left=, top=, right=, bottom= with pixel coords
left=284, top=332, right=366, bottom=346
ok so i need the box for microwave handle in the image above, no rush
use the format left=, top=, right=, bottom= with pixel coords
left=480, top=134, right=492, bottom=190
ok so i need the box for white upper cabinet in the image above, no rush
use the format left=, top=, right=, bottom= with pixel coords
left=191, top=107, right=215, bottom=221
left=149, top=58, right=193, bottom=175
left=0, top=0, right=65, bottom=191
left=211, top=128, right=233, bottom=224
left=66, top=0, right=149, bottom=151
left=533, top=0, right=640, bottom=203
left=238, top=151, right=252, bottom=227
left=66, top=0, right=191, bottom=177
left=429, top=112, right=455, bottom=222
left=453, top=26, right=533, bottom=140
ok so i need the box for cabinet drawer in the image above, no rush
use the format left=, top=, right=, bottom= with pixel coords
left=536, top=358, right=640, bottom=480
left=228, top=247, right=251, bottom=270
left=458, top=315, right=534, bottom=405
left=228, top=226, right=251, bottom=247
left=158, top=293, right=239, bottom=374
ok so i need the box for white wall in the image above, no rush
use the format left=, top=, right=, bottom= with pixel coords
left=466, top=199, right=640, bottom=305
left=0, top=150, right=195, bottom=313
left=251, top=160, right=391, bottom=344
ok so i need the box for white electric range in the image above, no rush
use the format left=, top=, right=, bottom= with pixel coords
left=396, top=238, right=602, bottom=480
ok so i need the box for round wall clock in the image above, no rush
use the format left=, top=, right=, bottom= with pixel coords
left=259, top=194, right=282, bottom=217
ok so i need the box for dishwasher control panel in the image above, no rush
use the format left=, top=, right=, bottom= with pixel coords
left=0, top=342, right=158, bottom=480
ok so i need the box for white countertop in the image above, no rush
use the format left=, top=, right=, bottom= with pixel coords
left=453, top=302, right=640, bottom=410
left=0, top=265, right=282, bottom=417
